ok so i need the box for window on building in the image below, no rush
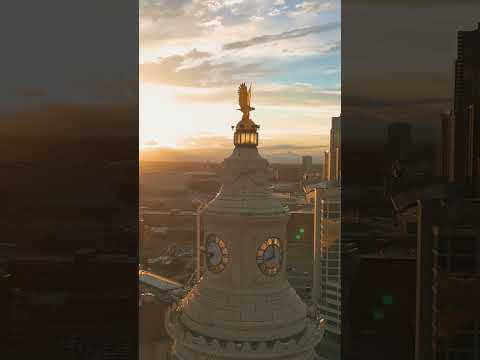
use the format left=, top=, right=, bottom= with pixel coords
left=450, top=255, right=475, bottom=273
left=381, top=295, right=393, bottom=305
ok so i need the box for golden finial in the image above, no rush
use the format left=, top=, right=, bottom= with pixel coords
left=233, top=83, right=259, bottom=146
left=238, top=82, right=255, bottom=120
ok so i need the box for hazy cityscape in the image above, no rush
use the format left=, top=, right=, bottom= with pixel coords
left=139, top=82, right=340, bottom=359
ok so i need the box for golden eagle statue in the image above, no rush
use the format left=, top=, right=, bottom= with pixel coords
left=238, top=82, right=255, bottom=119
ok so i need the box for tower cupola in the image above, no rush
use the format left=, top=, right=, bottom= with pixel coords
left=233, top=83, right=259, bottom=147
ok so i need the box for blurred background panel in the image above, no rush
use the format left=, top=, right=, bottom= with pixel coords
left=0, top=1, right=138, bottom=358
left=342, top=1, right=480, bottom=360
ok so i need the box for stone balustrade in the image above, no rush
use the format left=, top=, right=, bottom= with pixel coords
left=166, top=305, right=324, bottom=359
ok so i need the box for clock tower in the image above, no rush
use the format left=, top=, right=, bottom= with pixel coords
left=166, top=83, right=324, bottom=359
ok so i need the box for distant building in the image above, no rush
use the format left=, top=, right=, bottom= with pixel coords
left=140, top=210, right=198, bottom=261
left=313, top=186, right=341, bottom=342
left=335, top=147, right=341, bottom=183
left=323, top=151, right=330, bottom=180
left=387, top=122, right=412, bottom=162
left=139, top=272, right=184, bottom=360
left=324, top=116, right=341, bottom=182
left=140, top=169, right=218, bottom=211
left=272, top=192, right=308, bottom=211
left=330, top=116, right=341, bottom=181
left=302, top=170, right=323, bottom=186
left=302, top=155, right=313, bottom=170
left=184, top=171, right=221, bottom=194
left=271, top=163, right=302, bottom=182
left=287, top=210, right=314, bottom=243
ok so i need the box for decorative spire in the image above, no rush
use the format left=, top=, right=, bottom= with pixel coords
left=234, top=82, right=259, bottom=147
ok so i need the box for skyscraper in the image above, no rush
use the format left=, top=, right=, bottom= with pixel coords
left=313, top=187, right=341, bottom=341
left=313, top=115, right=342, bottom=344
left=303, top=155, right=314, bottom=170
left=324, top=151, right=330, bottom=181
left=466, top=103, right=480, bottom=195
left=415, top=197, right=480, bottom=360
left=329, top=116, right=341, bottom=182
left=443, top=23, right=480, bottom=189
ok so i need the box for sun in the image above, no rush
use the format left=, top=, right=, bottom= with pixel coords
left=139, top=83, right=238, bottom=151
left=139, top=84, right=185, bottom=149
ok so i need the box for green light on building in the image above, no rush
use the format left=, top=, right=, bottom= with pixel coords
left=299, top=228, right=305, bottom=234
left=382, top=295, right=393, bottom=305
left=372, top=308, right=384, bottom=320
left=295, top=234, right=301, bottom=240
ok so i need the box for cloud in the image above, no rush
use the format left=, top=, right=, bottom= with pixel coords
left=144, top=139, right=160, bottom=146
left=200, top=16, right=223, bottom=27
left=184, top=48, right=212, bottom=60
left=173, top=82, right=340, bottom=108
left=326, top=40, right=340, bottom=52
left=277, top=39, right=339, bottom=56
left=202, top=0, right=244, bottom=13
left=140, top=0, right=227, bottom=45
left=224, top=0, right=244, bottom=5
left=140, top=15, right=206, bottom=45
left=289, top=1, right=335, bottom=17
left=140, top=0, right=191, bottom=19
left=249, top=15, right=265, bottom=22
left=323, top=67, right=340, bottom=75
left=222, top=23, right=339, bottom=50
left=293, top=82, right=313, bottom=88
left=205, top=1, right=224, bottom=12
left=319, top=89, right=341, bottom=95
left=140, top=52, right=275, bottom=87
left=268, top=8, right=282, bottom=16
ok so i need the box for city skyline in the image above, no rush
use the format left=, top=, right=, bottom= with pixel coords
left=343, top=0, right=479, bottom=143
left=140, top=0, right=340, bottom=163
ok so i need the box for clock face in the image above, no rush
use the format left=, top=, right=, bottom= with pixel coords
left=206, top=234, right=229, bottom=273
left=256, top=237, right=283, bottom=276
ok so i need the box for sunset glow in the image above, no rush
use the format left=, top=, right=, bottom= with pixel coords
left=140, top=0, right=340, bottom=162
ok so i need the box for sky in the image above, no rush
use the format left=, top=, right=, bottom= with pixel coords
left=0, top=1, right=136, bottom=111
left=139, top=0, right=340, bottom=163
left=0, top=1, right=137, bottom=146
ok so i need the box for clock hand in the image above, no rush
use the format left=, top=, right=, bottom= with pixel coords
left=265, top=248, right=276, bottom=261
